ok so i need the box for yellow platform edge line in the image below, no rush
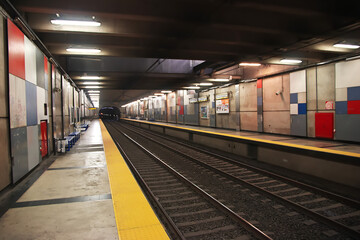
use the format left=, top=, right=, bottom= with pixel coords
left=100, top=120, right=170, bottom=240
left=122, top=118, right=360, bottom=159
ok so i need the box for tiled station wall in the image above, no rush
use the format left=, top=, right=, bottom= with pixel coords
left=125, top=58, right=360, bottom=143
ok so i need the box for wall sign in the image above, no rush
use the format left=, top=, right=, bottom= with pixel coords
left=198, top=96, right=208, bottom=102
left=216, top=93, right=228, bottom=100
left=325, top=101, right=334, bottom=110
left=189, top=98, right=198, bottom=103
left=216, top=99, right=229, bottom=114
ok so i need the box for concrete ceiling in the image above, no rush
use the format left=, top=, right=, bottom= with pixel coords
left=9, top=0, right=360, bottom=108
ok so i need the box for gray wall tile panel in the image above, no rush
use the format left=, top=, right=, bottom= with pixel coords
left=0, top=118, right=11, bottom=190
left=27, top=125, right=41, bottom=170
left=26, top=81, right=37, bottom=126
left=11, top=127, right=29, bottom=183
left=291, top=115, right=307, bottom=137
left=36, top=48, right=45, bottom=89
left=335, top=115, right=360, bottom=142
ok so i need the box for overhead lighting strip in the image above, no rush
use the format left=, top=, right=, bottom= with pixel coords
left=51, top=19, right=101, bottom=27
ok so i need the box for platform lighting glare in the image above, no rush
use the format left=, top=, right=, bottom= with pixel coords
left=80, top=76, right=101, bottom=80
left=333, top=43, right=360, bottom=49
left=207, top=78, right=230, bottom=82
left=88, top=94, right=100, bottom=96
left=183, top=86, right=201, bottom=89
left=154, top=93, right=164, bottom=96
left=161, top=90, right=172, bottom=93
left=51, top=19, right=101, bottom=27
left=199, top=83, right=213, bottom=86
left=84, top=86, right=100, bottom=88
left=66, top=48, right=101, bottom=53
left=280, top=59, right=302, bottom=64
left=239, top=63, right=261, bottom=66
left=87, top=90, right=100, bottom=93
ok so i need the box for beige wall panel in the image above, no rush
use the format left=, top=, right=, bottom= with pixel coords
left=307, top=111, right=315, bottom=138
left=64, top=116, right=70, bottom=136
left=263, top=111, right=290, bottom=134
left=0, top=17, right=7, bottom=118
left=317, top=64, right=335, bottom=110
left=0, top=118, right=11, bottom=190
left=239, top=82, right=257, bottom=111
left=216, top=112, right=237, bottom=129
left=240, top=112, right=258, bottom=131
left=307, top=68, right=317, bottom=110
left=54, top=116, right=62, bottom=139
left=263, top=75, right=290, bottom=111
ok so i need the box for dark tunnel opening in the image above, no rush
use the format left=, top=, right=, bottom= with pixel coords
left=99, top=106, right=120, bottom=120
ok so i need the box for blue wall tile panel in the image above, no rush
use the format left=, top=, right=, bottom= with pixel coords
left=347, top=86, right=360, bottom=101
left=257, top=97, right=263, bottom=106
left=290, top=93, right=298, bottom=104
left=36, top=48, right=45, bottom=89
left=335, top=101, right=348, bottom=114
left=291, top=115, right=307, bottom=137
left=25, top=81, right=37, bottom=126
left=298, top=103, right=307, bottom=114
left=11, top=127, right=29, bottom=183
left=335, top=115, right=360, bottom=142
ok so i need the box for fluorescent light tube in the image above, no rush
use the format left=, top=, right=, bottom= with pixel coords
left=83, top=81, right=100, bottom=85
left=280, top=59, right=302, bottom=64
left=81, top=76, right=101, bottom=80
left=199, top=83, right=213, bottom=86
left=51, top=19, right=101, bottom=27
left=66, top=48, right=101, bottom=53
left=239, top=62, right=261, bottom=66
left=161, top=90, right=172, bottom=93
left=333, top=43, right=360, bottom=49
left=208, top=79, right=230, bottom=82
left=88, top=90, right=100, bottom=93
left=183, top=86, right=200, bottom=89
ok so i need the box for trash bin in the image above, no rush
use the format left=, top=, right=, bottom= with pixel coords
left=56, top=139, right=67, bottom=153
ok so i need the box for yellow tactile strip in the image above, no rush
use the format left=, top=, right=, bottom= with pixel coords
left=122, top=118, right=360, bottom=159
left=100, top=120, right=170, bottom=240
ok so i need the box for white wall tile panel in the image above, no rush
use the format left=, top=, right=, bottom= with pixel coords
left=298, top=92, right=306, bottom=103
left=335, top=59, right=360, bottom=88
left=290, top=104, right=298, bottom=115
left=24, top=37, right=37, bottom=84
left=290, top=70, right=306, bottom=93
left=9, top=75, right=27, bottom=128
left=37, top=86, right=48, bottom=124
left=27, top=125, right=40, bottom=170
left=336, top=88, right=348, bottom=101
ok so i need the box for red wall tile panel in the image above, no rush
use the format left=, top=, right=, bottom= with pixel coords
left=315, top=112, right=334, bottom=139
left=257, top=79, right=262, bottom=89
left=7, top=19, right=25, bottom=79
left=44, top=56, right=48, bottom=74
left=347, top=100, right=360, bottom=114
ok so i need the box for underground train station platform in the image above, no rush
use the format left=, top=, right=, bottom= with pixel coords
left=122, top=118, right=360, bottom=191
left=0, top=119, right=169, bottom=240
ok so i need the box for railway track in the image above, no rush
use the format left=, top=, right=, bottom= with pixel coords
left=104, top=121, right=271, bottom=240
left=111, top=120, right=360, bottom=239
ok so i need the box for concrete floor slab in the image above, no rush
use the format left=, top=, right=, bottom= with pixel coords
left=0, top=200, right=118, bottom=240
left=18, top=167, right=111, bottom=202
left=49, top=152, right=106, bottom=168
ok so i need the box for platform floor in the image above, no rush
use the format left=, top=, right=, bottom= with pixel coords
left=0, top=119, right=169, bottom=240
left=123, top=118, right=360, bottom=157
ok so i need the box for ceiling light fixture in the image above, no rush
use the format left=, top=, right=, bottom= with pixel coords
left=88, top=93, right=100, bottom=96
left=161, top=90, right=172, bottom=93
left=154, top=93, right=164, bottom=96
left=333, top=43, right=360, bottom=49
left=83, top=81, right=100, bottom=85
left=207, top=78, right=230, bottom=82
left=239, top=62, right=261, bottom=66
left=84, top=86, right=100, bottom=88
left=280, top=59, right=302, bottom=64
left=87, top=90, right=100, bottom=93
left=51, top=19, right=101, bottom=27
left=199, top=83, right=213, bottom=86
left=66, top=48, right=101, bottom=53
left=183, top=86, right=201, bottom=89
left=80, top=76, right=101, bottom=80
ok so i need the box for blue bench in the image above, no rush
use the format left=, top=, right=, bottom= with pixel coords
left=69, top=131, right=81, bottom=142
left=65, top=136, right=75, bottom=151
left=80, top=124, right=89, bottom=131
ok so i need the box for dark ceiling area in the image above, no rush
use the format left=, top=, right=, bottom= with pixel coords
left=7, top=0, right=360, bottom=106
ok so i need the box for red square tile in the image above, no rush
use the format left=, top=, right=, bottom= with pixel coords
left=8, top=20, right=25, bottom=79
left=348, top=100, right=360, bottom=114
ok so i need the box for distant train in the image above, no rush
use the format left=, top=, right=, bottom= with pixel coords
left=99, top=106, right=120, bottom=120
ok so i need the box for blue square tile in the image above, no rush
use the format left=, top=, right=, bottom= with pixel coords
left=298, top=103, right=307, bottom=114
left=347, top=86, right=360, bottom=101
left=257, top=97, right=263, bottom=106
left=335, top=101, right=348, bottom=114
left=290, top=93, right=298, bottom=104
left=26, top=81, right=37, bottom=126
